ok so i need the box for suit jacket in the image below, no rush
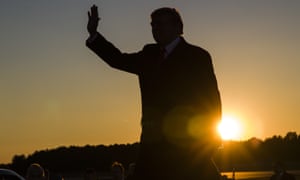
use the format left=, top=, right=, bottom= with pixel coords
left=86, top=33, right=221, bottom=147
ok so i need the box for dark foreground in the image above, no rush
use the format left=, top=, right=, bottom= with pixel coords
left=58, top=170, right=300, bottom=180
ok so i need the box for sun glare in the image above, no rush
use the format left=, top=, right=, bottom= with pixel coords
left=218, top=115, right=242, bottom=140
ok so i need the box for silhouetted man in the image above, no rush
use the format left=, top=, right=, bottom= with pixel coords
left=86, top=5, right=222, bottom=180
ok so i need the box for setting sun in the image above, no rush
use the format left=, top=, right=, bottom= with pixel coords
left=218, top=115, right=242, bottom=140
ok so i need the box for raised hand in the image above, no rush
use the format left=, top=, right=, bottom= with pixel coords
left=87, top=5, right=100, bottom=36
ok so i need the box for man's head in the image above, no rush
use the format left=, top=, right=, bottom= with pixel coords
left=151, top=7, right=183, bottom=46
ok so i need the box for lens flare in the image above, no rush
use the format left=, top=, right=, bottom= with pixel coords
left=218, top=115, right=242, bottom=140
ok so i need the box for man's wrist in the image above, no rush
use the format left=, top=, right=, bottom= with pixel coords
left=87, top=32, right=99, bottom=43
left=89, top=30, right=98, bottom=37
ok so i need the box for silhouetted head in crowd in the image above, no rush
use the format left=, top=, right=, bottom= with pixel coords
left=84, top=168, right=97, bottom=180
left=111, top=161, right=124, bottom=180
left=26, top=163, right=46, bottom=180
left=273, top=161, right=286, bottom=174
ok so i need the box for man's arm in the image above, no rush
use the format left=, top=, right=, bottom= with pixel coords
left=86, top=5, right=141, bottom=74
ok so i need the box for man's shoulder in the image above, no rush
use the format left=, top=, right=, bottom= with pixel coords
left=140, top=43, right=160, bottom=56
left=143, top=43, right=159, bottom=50
left=140, top=39, right=211, bottom=58
left=183, top=40, right=210, bottom=56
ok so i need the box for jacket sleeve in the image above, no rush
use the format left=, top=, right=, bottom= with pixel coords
left=86, top=33, right=142, bottom=74
left=194, top=50, right=222, bottom=146
left=185, top=48, right=222, bottom=121
left=202, top=51, right=222, bottom=121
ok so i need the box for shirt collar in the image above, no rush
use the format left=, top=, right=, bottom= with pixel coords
left=163, top=36, right=181, bottom=58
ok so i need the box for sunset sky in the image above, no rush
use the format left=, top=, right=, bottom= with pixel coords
left=1, top=1, right=300, bottom=164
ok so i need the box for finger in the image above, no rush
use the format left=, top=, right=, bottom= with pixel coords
left=94, top=5, right=99, bottom=17
left=92, top=4, right=98, bottom=10
left=91, top=5, right=96, bottom=13
left=88, top=11, right=91, bottom=19
left=91, top=5, right=98, bottom=18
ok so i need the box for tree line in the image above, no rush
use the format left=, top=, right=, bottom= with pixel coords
left=1, top=143, right=140, bottom=176
left=1, top=132, right=300, bottom=176
left=214, top=131, right=300, bottom=171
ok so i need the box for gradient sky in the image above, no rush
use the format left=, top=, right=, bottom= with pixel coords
left=1, top=0, right=300, bottom=164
